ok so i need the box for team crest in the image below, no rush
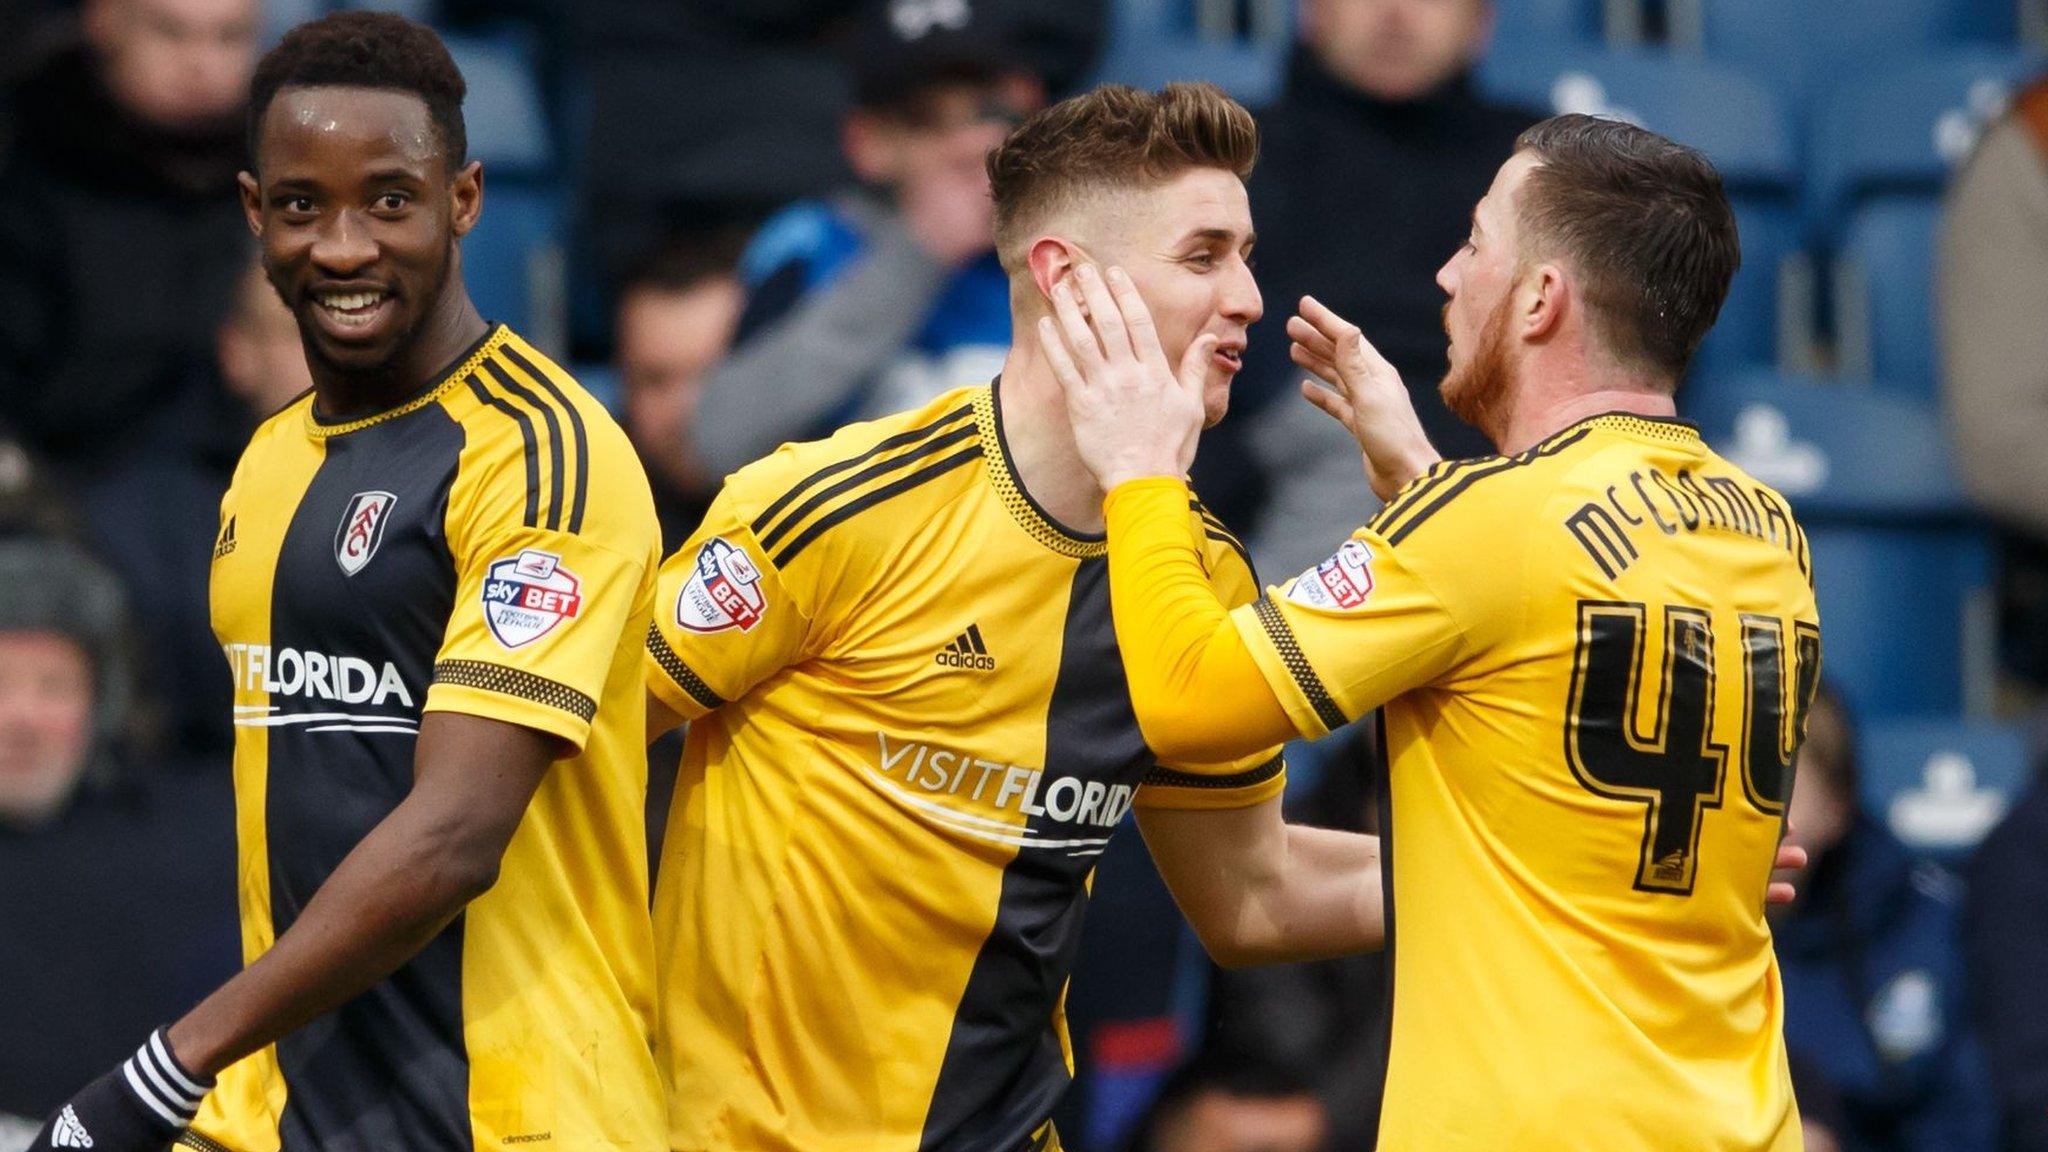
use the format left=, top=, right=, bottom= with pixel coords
left=481, top=549, right=583, bottom=649
left=335, top=492, right=397, bottom=576
left=676, top=537, right=766, bottom=634
left=1286, top=539, right=1377, bottom=612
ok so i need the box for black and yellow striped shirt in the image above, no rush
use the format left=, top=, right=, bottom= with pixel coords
left=644, top=381, right=1285, bottom=1152
left=189, top=325, right=665, bottom=1152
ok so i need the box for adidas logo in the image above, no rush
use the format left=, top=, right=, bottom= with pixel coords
left=934, top=624, right=996, bottom=671
left=213, top=515, right=237, bottom=560
left=53, top=1104, right=92, bottom=1148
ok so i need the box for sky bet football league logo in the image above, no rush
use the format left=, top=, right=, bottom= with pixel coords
left=482, top=549, right=583, bottom=649
left=334, top=491, right=396, bottom=576
left=676, top=537, right=767, bottom=634
left=1287, top=539, right=1377, bottom=612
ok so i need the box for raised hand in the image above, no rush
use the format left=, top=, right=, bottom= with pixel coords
left=1038, top=263, right=1217, bottom=491
left=1287, top=295, right=1440, bottom=501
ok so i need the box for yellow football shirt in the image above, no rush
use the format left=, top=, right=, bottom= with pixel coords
left=1235, top=414, right=1819, bottom=1150
left=644, top=381, right=1286, bottom=1152
left=185, top=326, right=665, bottom=1152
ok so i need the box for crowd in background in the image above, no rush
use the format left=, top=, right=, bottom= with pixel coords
left=1, top=0, right=2046, bottom=1149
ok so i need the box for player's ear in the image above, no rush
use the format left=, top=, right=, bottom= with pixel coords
left=450, top=160, right=484, bottom=238
left=238, top=171, right=263, bottom=236
left=1521, top=262, right=1568, bottom=343
left=1026, top=236, right=1083, bottom=307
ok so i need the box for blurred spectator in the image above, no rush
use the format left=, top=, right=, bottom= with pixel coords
left=1966, top=743, right=2048, bottom=1152
left=0, top=0, right=258, bottom=474
left=570, top=0, right=1101, bottom=287
left=1772, top=682, right=1996, bottom=1152
left=1939, top=74, right=2048, bottom=693
left=1204, top=724, right=1387, bottom=1151
left=1120, top=1050, right=1328, bottom=1152
left=614, top=240, right=745, bottom=546
left=1794, top=1050, right=1855, bottom=1152
left=685, top=0, right=1045, bottom=480
left=216, top=256, right=314, bottom=420
left=0, top=537, right=237, bottom=1127
left=1198, top=0, right=1534, bottom=562
left=77, top=259, right=302, bottom=758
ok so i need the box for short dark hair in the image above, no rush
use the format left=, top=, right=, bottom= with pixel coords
left=987, top=82, right=1257, bottom=273
left=1801, top=679, right=1857, bottom=795
left=1512, top=114, right=1740, bottom=383
left=247, top=11, right=467, bottom=172
left=616, top=232, right=748, bottom=304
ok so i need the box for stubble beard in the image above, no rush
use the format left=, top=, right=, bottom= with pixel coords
left=1439, top=291, right=1515, bottom=450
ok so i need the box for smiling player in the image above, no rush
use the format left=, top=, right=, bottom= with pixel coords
left=21, top=13, right=666, bottom=1152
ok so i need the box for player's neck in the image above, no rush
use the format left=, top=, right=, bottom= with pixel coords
left=995, top=348, right=1111, bottom=535
left=308, top=291, right=491, bottom=421
left=1494, top=384, right=1678, bottom=456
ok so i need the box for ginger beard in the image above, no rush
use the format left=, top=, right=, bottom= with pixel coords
left=1439, top=287, right=1515, bottom=446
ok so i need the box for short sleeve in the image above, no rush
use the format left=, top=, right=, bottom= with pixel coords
left=1135, top=749, right=1288, bottom=811
left=643, top=484, right=818, bottom=720
left=1232, top=526, right=1469, bottom=741
left=426, top=522, right=650, bottom=753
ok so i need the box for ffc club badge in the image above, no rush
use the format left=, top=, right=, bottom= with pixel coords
left=1286, top=539, right=1377, bottom=612
left=482, top=549, right=583, bottom=649
left=676, top=537, right=766, bottom=634
left=335, top=491, right=397, bottom=576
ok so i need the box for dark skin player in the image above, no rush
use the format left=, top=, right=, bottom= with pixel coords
left=156, top=84, right=560, bottom=1079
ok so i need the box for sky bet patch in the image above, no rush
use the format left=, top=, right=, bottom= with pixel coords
left=482, top=548, right=583, bottom=648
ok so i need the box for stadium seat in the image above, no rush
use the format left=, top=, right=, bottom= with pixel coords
left=1833, top=199, right=1942, bottom=396
left=1094, top=0, right=1289, bottom=106
left=1858, top=717, right=2032, bottom=858
left=1672, top=0, right=2019, bottom=100
left=1492, top=0, right=1608, bottom=47
left=438, top=31, right=566, bottom=345
left=441, top=31, right=554, bottom=179
left=1478, top=47, right=1800, bottom=193
left=1692, top=199, right=1797, bottom=373
left=1683, top=373, right=1995, bottom=717
left=1806, top=47, right=2042, bottom=235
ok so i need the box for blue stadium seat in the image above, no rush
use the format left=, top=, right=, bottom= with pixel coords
left=441, top=31, right=554, bottom=179
left=1858, top=717, right=2032, bottom=859
left=1492, top=0, right=1607, bottom=47
left=1478, top=48, right=1800, bottom=194
left=1094, top=0, right=1289, bottom=106
left=438, top=32, right=564, bottom=342
left=1692, top=199, right=1796, bottom=373
left=1807, top=47, right=2041, bottom=235
left=1834, top=199, right=1943, bottom=396
left=1683, top=373, right=1994, bottom=717
left=1683, top=0, right=2019, bottom=102
left=1091, top=40, right=1289, bottom=107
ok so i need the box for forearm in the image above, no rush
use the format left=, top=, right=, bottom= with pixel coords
left=691, top=222, right=950, bottom=476
left=164, top=796, right=502, bottom=1077
left=1104, top=477, right=1296, bottom=761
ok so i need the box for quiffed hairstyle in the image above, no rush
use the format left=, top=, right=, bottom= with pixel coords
left=248, top=11, right=468, bottom=171
left=1512, top=114, right=1740, bottom=383
left=986, top=82, right=1257, bottom=273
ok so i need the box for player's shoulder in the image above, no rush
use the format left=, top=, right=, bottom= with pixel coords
left=717, top=384, right=988, bottom=558
left=442, top=326, right=653, bottom=540
left=1367, top=413, right=1719, bottom=547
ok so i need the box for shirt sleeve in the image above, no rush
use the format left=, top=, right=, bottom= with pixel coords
left=1230, top=522, right=1469, bottom=741
left=643, top=482, right=819, bottom=720
left=426, top=520, right=651, bottom=754
left=1099, top=478, right=1291, bottom=806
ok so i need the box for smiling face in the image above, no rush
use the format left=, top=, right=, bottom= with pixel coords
left=1434, top=149, right=1539, bottom=443
left=1071, top=168, right=1263, bottom=425
left=239, top=85, right=480, bottom=379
